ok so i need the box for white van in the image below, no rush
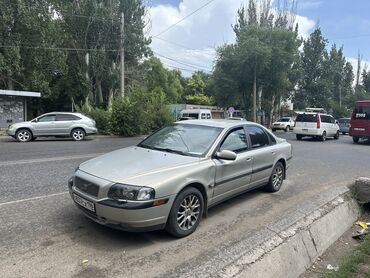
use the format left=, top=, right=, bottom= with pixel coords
left=293, top=112, right=340, bottom=141
left=179, top=109, right=212, bottom=121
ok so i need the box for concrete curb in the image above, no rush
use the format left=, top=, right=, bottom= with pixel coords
left=161, top=185, right=360, bottom=278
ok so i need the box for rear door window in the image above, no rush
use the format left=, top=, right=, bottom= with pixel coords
left=56, top=114, right=81, bottom=121
left=245, top=126, right=270, bottom=149
left=320, top=115, right=331, bottom=123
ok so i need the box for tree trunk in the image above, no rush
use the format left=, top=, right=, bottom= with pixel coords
left=253, top=65, right=257, bottom=122
left=258, top=86, right=263, bottom=124
left=7, top=78, right=14, bottom=90
left=108, top=88, right=114, bottom=111
left=97, top=79, right=103, bottom=104
left=269, top=94, right=276, bottom=128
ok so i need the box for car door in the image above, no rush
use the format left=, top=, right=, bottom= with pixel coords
left=245, top=126, right=276, bottom=188
left=55, top=114, right=78, bottom=135
left=31, top=114, right=57, bottom=135
left=212, top=127, right=252, bottom=204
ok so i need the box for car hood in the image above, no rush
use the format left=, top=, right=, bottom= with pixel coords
left=79, top=146, right=200, bottom=183
left=9, top=121, right=31, bottom=129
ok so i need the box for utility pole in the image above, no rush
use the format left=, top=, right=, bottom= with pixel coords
left=253, top=66, right=257, bottom=122
left=120, top=12, right=125, bottom=98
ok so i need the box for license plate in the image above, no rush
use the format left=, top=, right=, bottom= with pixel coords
left=73, top=193, right=95, bottom=212
left=302, top=129, right=308, bottom=132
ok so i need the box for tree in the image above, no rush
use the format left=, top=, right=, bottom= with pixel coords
left=295, top=28, right=330, bottom=110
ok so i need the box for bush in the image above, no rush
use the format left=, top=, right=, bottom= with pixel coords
left=77, top=104, right=111, bottom=134
left=110, top=86, right=173, bottom=136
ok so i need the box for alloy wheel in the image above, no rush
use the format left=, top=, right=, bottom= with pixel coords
left=177, top=194, right=201, bottom=231
left=17, top=130, right=31, bottom=142
left=72, top=130, right=84, bottom=141
left=272, top=164, right=283, bottom=189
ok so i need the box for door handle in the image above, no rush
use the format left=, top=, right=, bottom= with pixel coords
left=246, top=157, right=252, bottom=161
left=271, top=151, right=276, bottom=155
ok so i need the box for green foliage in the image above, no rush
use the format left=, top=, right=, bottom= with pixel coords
left=110, top=86, right=173, bottom=136
left=185, top=93, right=214, bottom=106
left=77, top=104, right=111, bottom=135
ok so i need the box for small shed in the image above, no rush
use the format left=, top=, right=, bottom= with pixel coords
left=0, top=90, right=41, bottom=128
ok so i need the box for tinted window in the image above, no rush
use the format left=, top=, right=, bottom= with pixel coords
left=353, top=106, right=370, bottom=120
left=182, top=113, right=199, bottom=119
left=320, top=115, right=331, bottom=123
left=207, top=113, right=211, bottom=119
left=56, top=114, right=81, bottom=121
left=38, top=115, right=56, bottom=122
left=201, top=113, right=206, bottom=119
left=220, top=128, right=248, bottom=153
left=246, top=126, right=270, bottom=148
left=296, top=113, right=317, bottom=122
left=278, top=118, right=290, bottom=122
left=338, top=118, right=350, bottom=123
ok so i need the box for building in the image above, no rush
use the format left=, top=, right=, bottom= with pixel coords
left=0, top=90, right=41, bottom=128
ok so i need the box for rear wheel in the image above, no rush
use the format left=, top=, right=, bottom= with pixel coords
left=71, top=128, right=85, bottom=141
left=353, top=136, right=359, bottom=143
left=296, top=134, right=302, bottom=140
left=265, top=162, right=285, bottom=192
left=166, top=187, right=204, bottom=238
left=334, top=131, right=340, bottom=140
left=16, top=129, right=33, bottom=142
left=320, top=131, right=326, bottom=142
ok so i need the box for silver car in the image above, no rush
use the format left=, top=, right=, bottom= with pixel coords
left=69, top=120, right=292, bottom=237
left=7, top=112, right=97, bottom=142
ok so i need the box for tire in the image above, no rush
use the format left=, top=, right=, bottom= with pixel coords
left=16, top=129, right=33, bottom=142
left=334, top=131, right=339, bottom=140
left=320, top=131, right=326, bottom=142
left=296, top=134, right=302, bottom=140
left=265, top=162, right=285, bottom=192
left=166, top=187, right=204, bottom=238
left=353, top=136, right=359, bottom=143
left=342, top=132, right=346, bottom=135
left=285, top=126, right=290, bottom=132
left=71, top=128, right=85, bottom=141
left=272, top=129, right=276, bottom=132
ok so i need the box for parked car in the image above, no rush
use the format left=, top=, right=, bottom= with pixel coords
left=350, top=100, right=370, bottom=143
left=179, top=109, right=212, bottom=120
left=69, top=119, right=292, bottom=237
left=7, top=112, right=97, bottom=142
left=272, top=117, right=294, bottom=132
left=293, top=112, right=340, bottom=141
left=338, top=118, right=351, bottom=135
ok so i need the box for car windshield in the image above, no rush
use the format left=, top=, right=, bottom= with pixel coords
left=138, top=124, right=222, bottom=157
left=338, top=118, right=350, bottom=123
left=278, top=118, right=290, bottom=122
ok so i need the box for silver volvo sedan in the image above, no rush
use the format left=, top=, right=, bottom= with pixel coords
left=69, top=120, right=292, bottom=237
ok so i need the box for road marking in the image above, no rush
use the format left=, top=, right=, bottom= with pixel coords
left=0, top=192, right=69, bottom=207
left=0, top=153, right=104, bottom=166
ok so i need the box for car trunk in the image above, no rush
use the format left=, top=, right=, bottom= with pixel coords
left=294, top=113, right=319, bottom=133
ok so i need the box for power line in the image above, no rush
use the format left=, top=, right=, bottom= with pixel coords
left=152, top=0, right=218, bottom=38
left=154, top=51, right=212, bottom=72
left=0, top=45, right=120, bottom=52
left=152, top=37, right=215, bottom=56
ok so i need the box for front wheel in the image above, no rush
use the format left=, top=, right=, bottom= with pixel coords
left=166, top=187, right=204, bottom=238
left=71, top=128, right=85, bottom=141
left=265, top=162, right=285, bottom=192
left=296, top=134, right=302, bottom=140
left=353, top=136, right=359, bottom=143
left=285, top=126, right=290, bottom=132
left=334, top=131, right=339, bottom=140
left=320, top=131, right=326, bottom=142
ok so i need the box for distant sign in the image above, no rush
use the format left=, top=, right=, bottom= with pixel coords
left=228, top=107, right=235, bottom=114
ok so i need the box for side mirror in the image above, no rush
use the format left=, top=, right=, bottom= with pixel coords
left=31, top=119, right=38, bottom=123
left=215, top=150, right=237, bottom=161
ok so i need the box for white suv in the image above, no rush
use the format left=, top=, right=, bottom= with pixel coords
left=272, top=117, right=294, bottom=132
left=293, top=112, right=340, bottom=141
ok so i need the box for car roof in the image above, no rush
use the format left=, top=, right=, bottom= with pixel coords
left=175, top=119, right=252, bottom=129
left=181, top=109, right=211, bottom=113
left=43, top=112, right=83, bottom=115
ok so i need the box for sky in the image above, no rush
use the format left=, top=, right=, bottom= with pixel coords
left=147, top=0, right=370, bottom=76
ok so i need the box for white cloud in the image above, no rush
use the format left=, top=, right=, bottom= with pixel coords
left=347, top=57, right=370, bottom=85
left=148, top=0, right=316, bottom=76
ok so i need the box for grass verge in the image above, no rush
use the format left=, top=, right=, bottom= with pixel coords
left=324, top=235, right=370, bottom=278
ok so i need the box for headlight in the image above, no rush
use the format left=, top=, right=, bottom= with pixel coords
left=108, top=184, right=155, bottom=201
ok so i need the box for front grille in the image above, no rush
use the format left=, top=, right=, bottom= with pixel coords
left=74, top=177, right=99, bottom=197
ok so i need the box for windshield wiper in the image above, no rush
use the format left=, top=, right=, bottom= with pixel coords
left=152, top=147, right=193, bottom=156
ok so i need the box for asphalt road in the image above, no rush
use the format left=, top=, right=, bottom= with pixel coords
left=0, top=133, right=369, bottom=278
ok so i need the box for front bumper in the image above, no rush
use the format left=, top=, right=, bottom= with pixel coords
left=7, top=128, right=15, bottom=137
left=68, top=180, right=175, bottom=232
